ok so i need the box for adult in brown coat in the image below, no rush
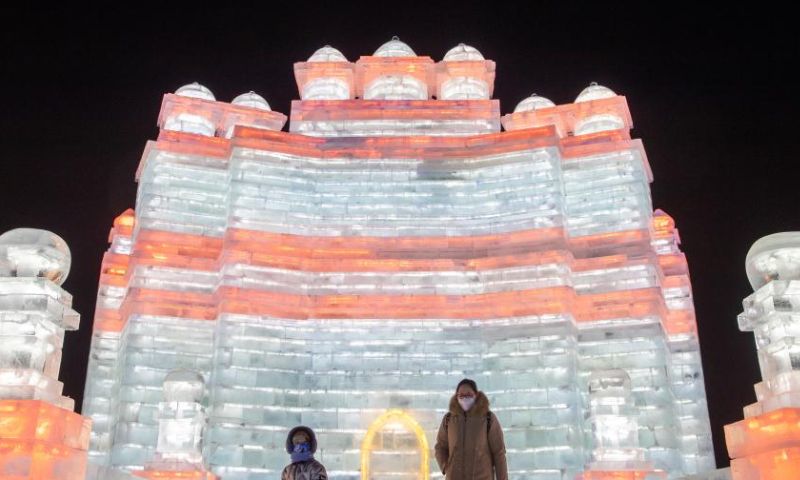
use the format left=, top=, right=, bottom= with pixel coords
left=434, top=379, right=508, bottom=480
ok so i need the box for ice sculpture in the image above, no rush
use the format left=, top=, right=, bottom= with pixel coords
left=578, top=370, right=665, bottom=479
left=0, top=228, right=92, bottom=479
left=82, top=40, right=716, bottom=480
left=724, top=232, right=800, bottom=479
left=132, top=370, right=217, bottom=480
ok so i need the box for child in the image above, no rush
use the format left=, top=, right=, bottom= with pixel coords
left=281, top=426, right=328, bottom=480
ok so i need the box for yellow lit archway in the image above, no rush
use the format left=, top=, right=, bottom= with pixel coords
left=360, top=409, right=429, bottom=480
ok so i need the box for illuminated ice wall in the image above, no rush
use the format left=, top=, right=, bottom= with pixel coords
left=82, top=39, right=715, bottom=480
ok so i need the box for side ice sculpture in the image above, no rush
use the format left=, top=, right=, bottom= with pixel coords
left=577, top=370, right=665, bottom=480
left=724, top=232, right=800, bottom=479
left=0, top=228, right=91, bottom=479
left=132, top=370, right=218, bottom=480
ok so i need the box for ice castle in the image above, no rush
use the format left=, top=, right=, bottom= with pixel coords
left=63, top=38, right=719, bottom=480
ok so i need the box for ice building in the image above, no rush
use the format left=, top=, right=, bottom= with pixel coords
left=724, top=233, right=800, bottom=479
left=81, top=40, right=716, bottom=480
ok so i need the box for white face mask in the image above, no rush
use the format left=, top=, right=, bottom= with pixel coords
left=458, top=397, right=475, bottom=411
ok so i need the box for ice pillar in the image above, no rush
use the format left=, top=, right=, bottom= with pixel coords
left=0, top=228, right=91, bottom=480
left=724, top=232, right=800, bottom=479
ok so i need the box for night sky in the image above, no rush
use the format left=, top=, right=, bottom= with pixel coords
left=1, top=4, right=794, bottom=469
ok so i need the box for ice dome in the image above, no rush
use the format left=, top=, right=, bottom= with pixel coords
left=374, top=37, right=416, bottom=57
left=232, top=91, right=271, bottom=111
left=575, top=82, right=616, bottom=103
left=0, top=228, right=71, bottom=285
left=513, top=94, right=556, bottom=113
left=175, top=82, right=215, bottom=101
left=745, top=232, right=800, bottom=290
left=308, top=45, right=348, bottom=63
left=443, top=43, right=484, bottom=61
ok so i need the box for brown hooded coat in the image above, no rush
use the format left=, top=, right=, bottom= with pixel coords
left=434, top=391, right=508, bottom=480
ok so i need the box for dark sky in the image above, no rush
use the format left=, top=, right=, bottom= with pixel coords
left=1, top=4, right=794, bottom=469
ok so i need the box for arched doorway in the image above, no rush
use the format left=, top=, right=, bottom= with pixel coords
left=360, top=409, right=430, bottom=480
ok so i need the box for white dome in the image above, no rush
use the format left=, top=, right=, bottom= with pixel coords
left=513, top=94, right=556, bottom=113
left=175, top=82, right=215, bottom=101
left=443, top=43, right=484, bottom=61
left=746, top=232, right=800, bottom=290
left=232, top=91, right=271, bottom=111
left=575, top=82, right=616, bottom=103
left=308, top=45, right=348, bottom=63
left=374, top=37, right=416, bottom=57
left=0, top=228, right=71, bottom=285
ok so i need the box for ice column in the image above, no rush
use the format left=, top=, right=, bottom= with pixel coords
left=0, top=228, right=92, bottom=480
left=133, top=370, right=218, bottom=480
left=579, top=370, right=664, bottom=480
left=724, top=232, right=800, bottom=479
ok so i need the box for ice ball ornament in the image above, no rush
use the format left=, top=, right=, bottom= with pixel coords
left=745, top=232, right=800, bottom=290
left=163, top=369, right=205, bottom=402
left=0, top=228, right=71, bottom=284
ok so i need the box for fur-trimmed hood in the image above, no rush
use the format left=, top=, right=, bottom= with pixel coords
left=285, top=425, right=318, bottom=454
left=448, top=390, right=490, bottom=417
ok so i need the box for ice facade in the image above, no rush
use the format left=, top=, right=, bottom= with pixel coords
left=81, top=40, right=715, bottom=480
left=723, top=233, right=800, bottom=480
left=0, top=229, right=94, bottom=479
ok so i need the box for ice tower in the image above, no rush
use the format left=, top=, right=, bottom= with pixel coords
left=0, top=229, right=91, bottom=479
left=724, top=233, right=800, bottom=479
left=82, top=40, right=715, bottom=480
